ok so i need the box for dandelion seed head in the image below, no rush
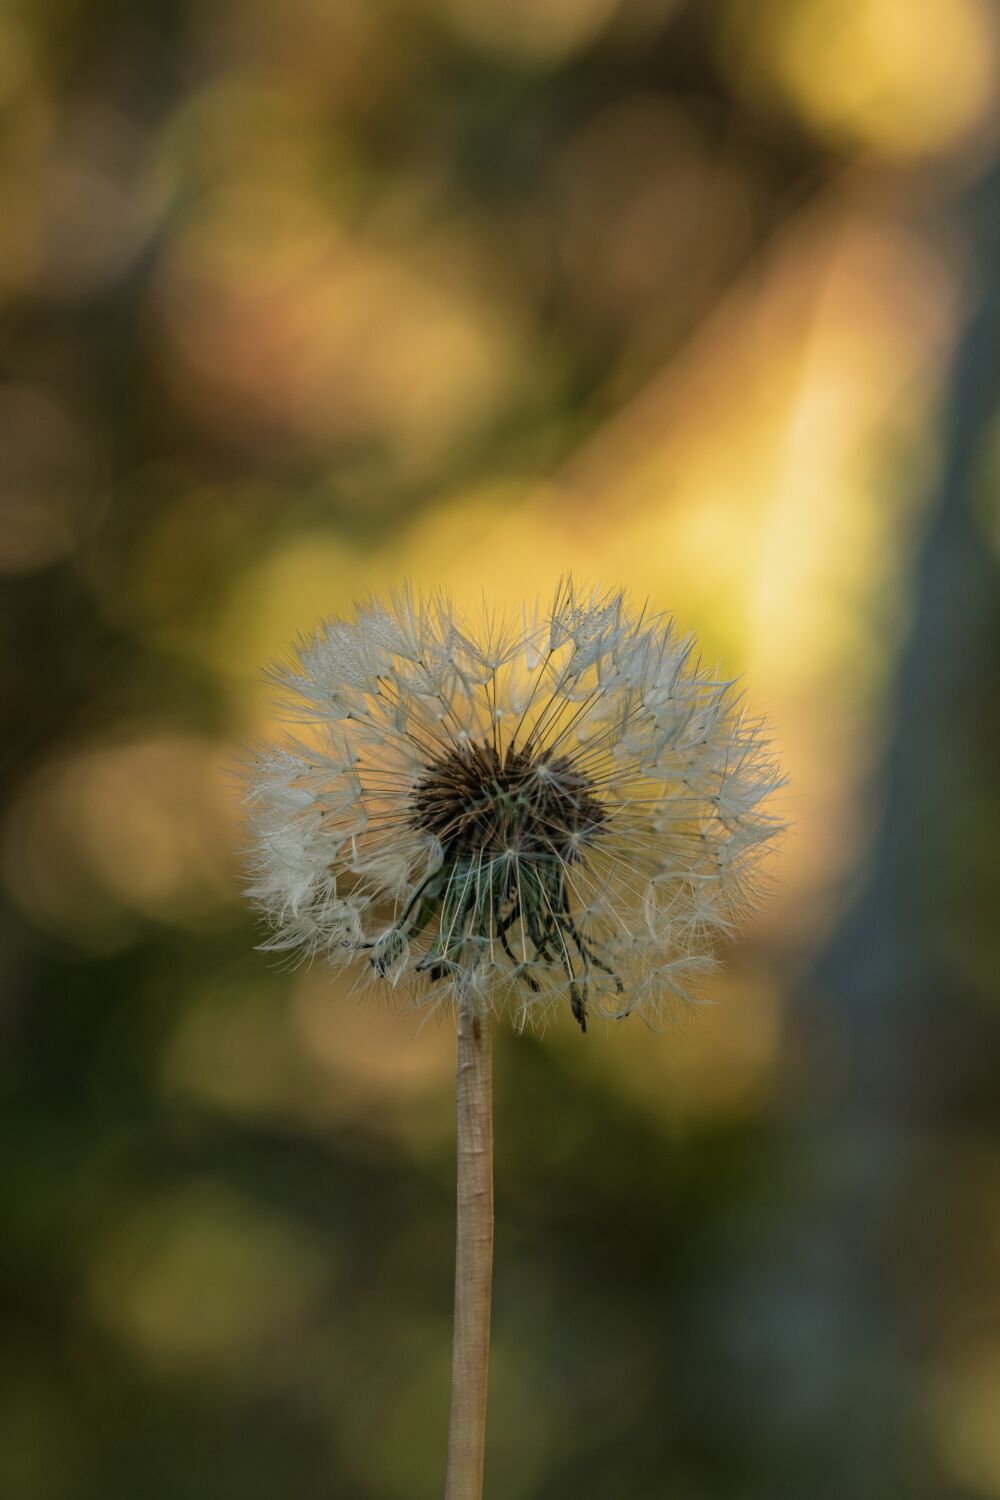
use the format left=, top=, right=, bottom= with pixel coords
left=243, top=581, right=785, bottom=1030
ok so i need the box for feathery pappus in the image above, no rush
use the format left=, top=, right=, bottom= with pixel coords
left=244, top=581, right=785, bottom=1031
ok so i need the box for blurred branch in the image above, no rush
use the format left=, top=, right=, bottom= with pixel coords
left=819, top=160, right=1000, bottom=1110
left=777, top=160, right=1000, bottom=1498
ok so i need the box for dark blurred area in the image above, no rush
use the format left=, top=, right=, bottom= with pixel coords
left=2, top=1, right=1000, bottom=1496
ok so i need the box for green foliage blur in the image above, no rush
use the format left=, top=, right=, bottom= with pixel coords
left=2, top=1, right=1000, bottom=1497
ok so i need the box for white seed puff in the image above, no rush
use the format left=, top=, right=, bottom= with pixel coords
left=244, top=581, right=785, bottom=1030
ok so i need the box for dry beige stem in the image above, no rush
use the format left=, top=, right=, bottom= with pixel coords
left=444, top=1002, right=494, bottom=1500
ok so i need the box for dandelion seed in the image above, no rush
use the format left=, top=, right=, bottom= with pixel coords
left=244, top=580, right=784, bottom=1032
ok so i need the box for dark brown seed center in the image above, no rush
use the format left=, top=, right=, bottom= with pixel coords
left=409, top=741, right=605, bottom=862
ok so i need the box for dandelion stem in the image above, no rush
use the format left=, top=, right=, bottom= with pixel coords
left=444, top=1000, right=494, bottom=1500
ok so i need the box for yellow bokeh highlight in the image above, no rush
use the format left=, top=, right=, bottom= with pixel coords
left=159, top=970, right=455, bottom=1136
left=152, top=83, right=529, bottom=472
left=927, top=1347, right=1000, bottom=1497
left=2, top=735, right=240, bottom=946
left=725, top=0, right=999, bottom=158
left=88, top=1181, right=329, bottom=1376
left=292, top=968, right=455, bottom=1134
left=580, top=964, right=788, bottom=1122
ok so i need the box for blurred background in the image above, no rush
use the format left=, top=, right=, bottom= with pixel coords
left=2, top=0, right=1000, bottom=1496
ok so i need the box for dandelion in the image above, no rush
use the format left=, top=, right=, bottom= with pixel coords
left=243, top=580, right=785, bottom=1500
